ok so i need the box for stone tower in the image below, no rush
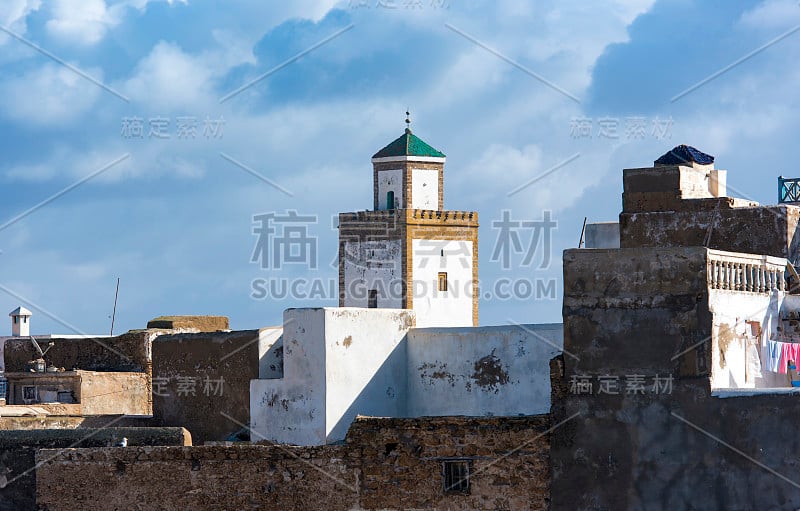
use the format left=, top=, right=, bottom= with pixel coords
left=338, top=121, right=479, bottom=327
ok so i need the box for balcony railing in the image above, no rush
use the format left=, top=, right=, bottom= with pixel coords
left=779, top=176, right=800, bottom=203
left=707, top=249, right=787, bottom=293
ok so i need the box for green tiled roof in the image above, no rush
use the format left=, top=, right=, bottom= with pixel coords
left=372, top=129, right=446, bottom=158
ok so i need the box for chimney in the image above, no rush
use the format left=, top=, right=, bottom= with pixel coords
left=9, top=306, right=32, bottom=337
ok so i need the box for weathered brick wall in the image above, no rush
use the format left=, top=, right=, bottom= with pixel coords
left=552, top=246, right=800, bottom=509
left=35, top=416, right=550, bottom=511
left=0, top=427, right=189, bottom=511
left=620, top=197, right=800, bottom=260
left=151, top=330, right=259, bottom=444
left=3, top=331, right=154, bottom=373
left=349, top=416, right=550, bottom=511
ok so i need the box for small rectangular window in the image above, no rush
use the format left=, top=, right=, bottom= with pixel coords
left=437, top=272, right=448, bottom=292
left=22, top=385, right=38, bottom=403
left=368, top=289, right=378, bottom=308
left=443, top=460, right=470, bottom=494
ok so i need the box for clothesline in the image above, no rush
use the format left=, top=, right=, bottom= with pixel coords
left=765, top=340, right=800, bottom=374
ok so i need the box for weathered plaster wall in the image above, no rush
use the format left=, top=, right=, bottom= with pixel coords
left=258, top=326, right=283, bottom=379
left=3, top=330, right=153, bottom=374
left=411, top=167, right=439, bottom=209
left=0, top=427, right=189, bottom=511
left=251, top=308, right=414, bottom=445
left=620, top=199, right=800, bottom=261
left=411, top=238, right=474, bottom=327
left=376, top=168, right=403, bottom=210
left=323, top=308, right=412, bottom=441
left=151, top=329, right=259, bottom=444
left=585, top=221, right=620, bottom=249
left=552, top=247, right=800, bottom=510
left=35, top=416, right=549, bottom=511
left=342, top=239, right=403, bottom=308
left=407, top=323, right=562, bottom=416
left=708, top=290, right=786, bottom=389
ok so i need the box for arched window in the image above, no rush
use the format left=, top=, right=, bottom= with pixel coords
left=387, top=191, right=395, bottom=210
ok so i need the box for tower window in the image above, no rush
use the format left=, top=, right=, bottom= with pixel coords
left=14, top=317, right=18, bottom=324
left=443, top=460, right=470, bottom=494
left=368, top=289, right=378, bottom=308
left=438, top=272, right=448, bottom=292
left=387, top=191, right=395, bottom=210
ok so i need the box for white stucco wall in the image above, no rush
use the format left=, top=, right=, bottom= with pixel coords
left=411, top=239, right=473, bottom=327
left=376, top=168, right=403, bottom=210
left=411, top=168, right=438, bottom=210
left=342, top=239, right=403, bottom=308
left=258, top=327, right=283, bottom=379
left=709, top=290, right=786, bottom=389
left=251, top=309, right=327, bottom=445
left=250, top=307, right=415, bottom=446
left=323, top=308, right=412, bottom=441
left=406, top=323, right=562, bottom=416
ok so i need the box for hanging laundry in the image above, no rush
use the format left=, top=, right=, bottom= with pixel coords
left=766, top=340, right=782, bottom=373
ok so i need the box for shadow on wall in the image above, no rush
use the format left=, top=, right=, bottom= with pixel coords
left=328, top=338, right=408, bottom=442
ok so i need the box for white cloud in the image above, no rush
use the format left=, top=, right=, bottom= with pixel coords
left=121, top=41, right=215, bottom=110
left=45, top=0, right=120, bottom=46
left=0, top=0, right=41, bottom=35
left=0, top=63, right=102, bottom=125
left=739, top=0, right=800, bottom=30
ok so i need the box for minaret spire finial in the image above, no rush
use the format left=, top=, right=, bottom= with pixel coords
left=405, top=110, right=411, bottom=134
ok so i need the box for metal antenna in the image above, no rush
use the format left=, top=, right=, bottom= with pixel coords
left=110, top=277, right=120, bottom=337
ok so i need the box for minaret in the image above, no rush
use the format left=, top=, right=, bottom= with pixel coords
left=9, top=306, right=32, bottom=337
left=338, top=114, right=479, bottom=327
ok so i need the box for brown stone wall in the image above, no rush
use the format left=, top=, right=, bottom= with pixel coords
left=150, top=330, right=259, bottom=444
left=349, top=416, right=549, bottom=511
left=146, top=315, right=229, bottom=331
left=35, top=416, right=550, bottom=511
left=0, top=427, right=188, bottom=511
left=3, top=330, right=153, bottom=374
left=620, top=200, right=800, bottom=260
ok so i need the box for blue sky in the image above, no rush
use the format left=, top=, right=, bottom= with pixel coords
left=0, top=0, right=795, bottom=334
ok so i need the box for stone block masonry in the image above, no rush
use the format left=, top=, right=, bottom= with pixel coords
left=35, top=416, right=550, bottom=511
left=0, top=427, right=189, bottom=511
left=151, top=329, right=260, bottom=444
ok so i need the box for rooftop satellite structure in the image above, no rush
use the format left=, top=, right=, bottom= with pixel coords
left=28, top=335, right=54, bottom=372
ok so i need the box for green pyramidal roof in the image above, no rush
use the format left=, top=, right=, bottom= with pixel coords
left=372, top=129, right=446, bottom=159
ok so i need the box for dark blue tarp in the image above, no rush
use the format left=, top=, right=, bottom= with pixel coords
left=654, top=144, right=714, bottom=165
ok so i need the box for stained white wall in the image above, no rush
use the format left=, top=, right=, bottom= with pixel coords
left=342, top=239, right=403, bottom=308
left=250, top=307, right=415, bottom=446
left=376, top=168, right=403, bottom=210
left=411, top=239, right=473, bottom=327
left=250, top=309, right=327, bottom=446
left=709, top=290, right=786, bottom=389
left=323, top=308, right=412, bottom=441
left=406, top=323, right=562, bottom=416
left=411, top=168, right=438, bottom=210
left=257, top=327, right=283, bottom=379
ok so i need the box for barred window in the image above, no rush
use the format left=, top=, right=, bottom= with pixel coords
left=443, top=460, right=470, bottom=494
